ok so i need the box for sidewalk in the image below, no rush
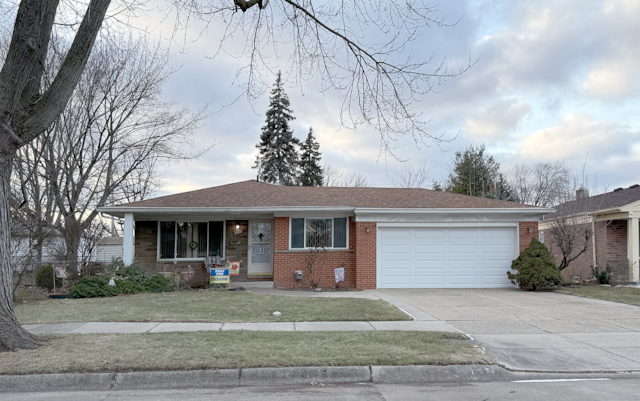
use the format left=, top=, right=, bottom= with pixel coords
left=24, top=320, right=459, bottom=335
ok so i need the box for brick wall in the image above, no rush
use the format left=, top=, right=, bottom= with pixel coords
left=518, top=222, right=538, bottom=253
left=355, top=222, right=377, bottom=290
left=273, top=217, right=357, bottom=289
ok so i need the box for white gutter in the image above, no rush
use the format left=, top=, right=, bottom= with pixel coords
left=354, top=207, right=555, bottom=215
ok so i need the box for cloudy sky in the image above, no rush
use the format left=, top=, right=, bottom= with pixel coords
left=52, top=1, right=640, bottom=195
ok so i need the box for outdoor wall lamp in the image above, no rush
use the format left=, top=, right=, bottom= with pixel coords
left=366, top=227, right=370, bottom=233
left=236, top=224, right=240, bottom=229
left=527, top=227, right=533, bottom=234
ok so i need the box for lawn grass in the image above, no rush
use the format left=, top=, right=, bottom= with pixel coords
left=555, top=285, right=640, bottom=307
left=15, top=290, right=410, bottom=324
left=0, top=331, right=488, bottom=375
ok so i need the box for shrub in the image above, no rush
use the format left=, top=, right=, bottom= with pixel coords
left=507, top=238, right=563, bottom=291
left=144, top=274, right=175, bottom=293
left=115, top=279, right=146, bottom=295
left=592, top=264, right=612, bottom=285
left=68, top=276, right=120, bottom=298
left=117, top=265, right=153, bottom=285
left=35, top=265, right=62, bottom=292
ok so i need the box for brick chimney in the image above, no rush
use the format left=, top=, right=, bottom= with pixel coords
left=576, top=187, right=589, bottom=199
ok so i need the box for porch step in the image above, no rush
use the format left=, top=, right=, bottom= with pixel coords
left=229, top=281, right=274, bottom=289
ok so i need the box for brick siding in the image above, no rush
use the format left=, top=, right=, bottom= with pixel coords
left=273, top=217, right=357, bottom=289
left=519, top=222, right=538, bottom=253
left=355, top=222, right=377, bottom=290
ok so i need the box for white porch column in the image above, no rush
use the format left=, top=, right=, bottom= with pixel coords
left=123, top=213, right=135, bottom=266
left=629, top=216, right=639, bottom=284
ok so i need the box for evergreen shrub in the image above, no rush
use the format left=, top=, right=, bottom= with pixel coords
left=507, top=238, right=563, bottom=291
left=35, top=265, right=62, bottom=291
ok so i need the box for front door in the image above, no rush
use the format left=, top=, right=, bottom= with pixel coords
left=248, top=220, right=273, bottom=276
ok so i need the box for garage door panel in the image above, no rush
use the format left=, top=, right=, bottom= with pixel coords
left=380, top=229, right=411, bottom=239
left=415, top=244, right=444, bottom=254
left=448, top=244, right=478, bottom=253
left=414, top=276, right=445, bottom=285
left=415, top=260, right=444, bottom=270
left=379, top=260, right=410, bottom=270
left=415, top=229, right=445, bottom=239
left=378, top=227, right=516, bottom=289
left=482, top=244, right=513, bottom=253
left=482, top=229, right=513, bottom=238
left=448, top=259, right=478, bottom=269
left=447, top=276, right=479, bottom=285
left=380, top=244, right=411, bottom=254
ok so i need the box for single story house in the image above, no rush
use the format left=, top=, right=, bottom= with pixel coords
left=540, top=185, right=640, bottom=285
left=97, top=180, right=551, bottom=290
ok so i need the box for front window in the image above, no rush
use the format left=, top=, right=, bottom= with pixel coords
left=291, top=217, right=348, bottom=249
left=159, top=221, right=224, bottom=259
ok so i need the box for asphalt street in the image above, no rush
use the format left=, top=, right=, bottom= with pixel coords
left=4, top=378, right=640, bottom=400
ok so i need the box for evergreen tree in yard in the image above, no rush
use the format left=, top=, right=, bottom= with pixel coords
left=253, top=71, right=300, bottom=186
left=299, top=127, right=324, bottom=186
left=447, top=144, right=500, bottom=197
left=486, top=174, right=517, bottom=202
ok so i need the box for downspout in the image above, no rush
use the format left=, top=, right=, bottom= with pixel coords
left=592, top=216, right=597, bottom=268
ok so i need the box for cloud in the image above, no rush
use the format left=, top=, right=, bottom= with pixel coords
left=518, top=113, right=639, bottom=163
left=463, top=98, right=531, bottom=138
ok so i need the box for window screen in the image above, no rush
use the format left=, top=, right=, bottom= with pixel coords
left=334, top=218, right=347, bottom=248
left=291, top=218, right=305, bottom=248
left=159, top=222, right=175, bottom=259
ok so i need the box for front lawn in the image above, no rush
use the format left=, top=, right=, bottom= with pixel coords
left=15, top=290, right=410, bottom=324
left=0, top=331, right=488, bottom=375
left=555, top=285, right=640, bottom=307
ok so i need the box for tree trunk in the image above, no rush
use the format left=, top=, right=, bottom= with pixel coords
left=0, top=145, right=39, bottom=350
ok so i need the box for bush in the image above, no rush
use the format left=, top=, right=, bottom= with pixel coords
left=115, top=279, right=146, bottom=295
left=35, top=265, right=62, bottom=292
left=507, top=238, right=563, bottom=291
left=592, top=264, right=612, bottom=284
left=144, top=274, right=175, bottom=293
left=68, top=276, right=120, bottom=298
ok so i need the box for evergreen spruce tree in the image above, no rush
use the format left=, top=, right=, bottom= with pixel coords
left=299, top=127, right=324, bottom=186
left=447, top=144, right=500, bottom=197
left=486, top=174, right=517, bottom=202
left=253, top=71, right=300, bottom=186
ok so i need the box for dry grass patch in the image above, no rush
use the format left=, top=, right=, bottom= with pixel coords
left=556, top=285, right=640, bottom=307
left=15, top=290, right=410, bottom=324
left=0, top=331, right=488, bottom=375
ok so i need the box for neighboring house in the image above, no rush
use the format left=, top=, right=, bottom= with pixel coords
left=540, top=185, right=640, bottom=285
left=94, top=237, right=124, bottom=264
left=97, top=180, right=550, bottom=290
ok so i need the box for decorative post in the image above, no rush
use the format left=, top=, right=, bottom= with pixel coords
left=629, top=216, right=639, bottom=284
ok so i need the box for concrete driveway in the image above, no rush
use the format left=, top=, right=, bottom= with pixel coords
left=371, top=288, right=640, bottom=372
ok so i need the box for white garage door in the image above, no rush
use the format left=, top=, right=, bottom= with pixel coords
left=377, top=227, right=516, bottom=288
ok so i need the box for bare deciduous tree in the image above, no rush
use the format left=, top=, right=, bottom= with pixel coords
left=0, top=0, right=471, bottom=350
left=509, top=162, right=571, bottom=207
left=389, top=160, right=431, bottom=188
left=321, top=164, right=371, bottom=187
left=19, top=34, right=206, bottom=265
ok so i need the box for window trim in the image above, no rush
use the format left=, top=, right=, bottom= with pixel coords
left=157, top=220, right=226, bottom=261
left=289, top=217, right=349, bottom=250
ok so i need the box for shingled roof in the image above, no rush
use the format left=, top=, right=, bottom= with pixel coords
left=110, top=180, right=538, bottom=209
left=552, top=184, right=640, bottom=216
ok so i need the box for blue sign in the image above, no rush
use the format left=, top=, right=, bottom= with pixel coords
left=210, top=269, right=230, bottom=284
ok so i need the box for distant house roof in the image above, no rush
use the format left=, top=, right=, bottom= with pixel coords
left=552, top=184, right=640, bottom=216
left=103, top=180, right=540, bottom=211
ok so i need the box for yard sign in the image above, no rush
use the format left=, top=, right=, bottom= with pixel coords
left=210, top=268, right=230, bottom=284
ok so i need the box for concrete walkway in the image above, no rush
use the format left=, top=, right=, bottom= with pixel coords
left=24, top=320, right=458, bottom=335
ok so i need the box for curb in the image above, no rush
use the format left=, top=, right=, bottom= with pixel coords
left=0, top=365, right=636, bottom=393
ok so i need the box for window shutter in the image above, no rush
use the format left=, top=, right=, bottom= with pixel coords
left=291, top=218, right=305, bottom=248
left=334, top=218, right=347, bottom=248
